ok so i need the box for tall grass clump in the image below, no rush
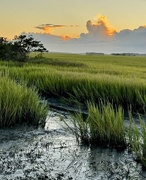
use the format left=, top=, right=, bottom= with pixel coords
left=64, top=102, right=126, bottom=149
left=128, top=115, right=146, bottom=168
left=0, top=77, right=48, bottom=127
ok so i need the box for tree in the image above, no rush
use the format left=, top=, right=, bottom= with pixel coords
left=13, top=35, right=48, bottom=61
left=0, top=35, right=48, bottom=62
left=0, top=37, right=11, bottom=60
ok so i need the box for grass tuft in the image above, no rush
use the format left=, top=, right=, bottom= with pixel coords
left=0, top=77, right=48, bottom=127
left=63, top=102, right=126, bottom=149
left=128, top=114, right=146, bottom=168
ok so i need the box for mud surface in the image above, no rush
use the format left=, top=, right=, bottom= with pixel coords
left=0, top=109, right=146, bottom=180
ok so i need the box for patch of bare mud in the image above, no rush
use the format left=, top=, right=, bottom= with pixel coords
left=0, top=110, right=146, bottom=180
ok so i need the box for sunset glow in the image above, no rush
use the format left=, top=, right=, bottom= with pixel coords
left=1, top=0, right=146, bottom=53
left=94, top=14, right=116, bottom=36
left=43, top=26, right=51, bottom=34
left=60, top=34, right=80, bottom=40
left=60, top=35, right=73, bottom=40
left=35, top=24, right=80, bottom=39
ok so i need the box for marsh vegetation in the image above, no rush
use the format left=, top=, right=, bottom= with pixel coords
left=1, top=52, right=146, bottom=174
left=0, top=77, right=47, bottom=127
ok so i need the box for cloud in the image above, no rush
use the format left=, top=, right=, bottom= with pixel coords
left=35, top=24, right=66, bottom=33
left=114, top=25, right=146, bottom=45
left=77, top=14, right=117, bottom=43
left=35, top=24, right=79, bottom=34
left=60, top=35, right=72, bottom=40
left=86, top=14, right=116, bottom=37
left=24, top=15, right=146, bottom=54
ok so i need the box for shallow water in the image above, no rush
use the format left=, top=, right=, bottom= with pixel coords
left=0, top=109, right=146, bottom=180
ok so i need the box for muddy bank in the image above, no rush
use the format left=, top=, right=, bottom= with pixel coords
left=0, top=109, right=146, bottom=180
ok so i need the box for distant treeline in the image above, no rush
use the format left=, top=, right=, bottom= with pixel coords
left=111, top=53, right=146, bottom=56
left=85, top=52, right=146, bottom=56
left=86, top=52, right=104, bottom=55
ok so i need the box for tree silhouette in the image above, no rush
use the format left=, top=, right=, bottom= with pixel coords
left=0, top=35, right=48, bottom=61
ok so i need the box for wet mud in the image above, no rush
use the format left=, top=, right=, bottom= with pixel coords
left=0, top=109, right=146, bottom=180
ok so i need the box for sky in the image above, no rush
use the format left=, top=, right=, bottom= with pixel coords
left=1, top=0, right=146, bottom=53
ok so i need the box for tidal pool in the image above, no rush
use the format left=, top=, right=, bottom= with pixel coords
left=0, top=109, right=146, bottom=180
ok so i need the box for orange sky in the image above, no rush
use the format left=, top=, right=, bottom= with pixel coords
left=0, top=0, right=146, bottom=39
left=35, top=14, right=117, bottom=40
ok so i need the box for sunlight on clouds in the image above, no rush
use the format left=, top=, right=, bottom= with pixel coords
left=60, top=35, right=72, bottom=40
left=43, top=26, right=51, bottom=34
left=35, top=24, right=79, bottom=40
left=24, top=12, right=146, bottom=54
left=35, top=24, right=65, bottom=34
left=87, top=14, right=116, bottom=36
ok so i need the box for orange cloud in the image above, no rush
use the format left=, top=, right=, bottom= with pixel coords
left=35, top=24, right=79, bottom=35
left=86, top=14, right=116, bottom=36
left=35, top=24, right=66, bottom=34
left=43, top=26, right=51, bottom=33
left=60, top=35, right=79, bottom=40
left=97, top=14, right=116, bottom=35
left=60, top=35, right=72, bottom=40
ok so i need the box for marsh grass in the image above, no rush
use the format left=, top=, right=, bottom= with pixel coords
left=1, top=54, right=146, bottom=126
left=63, top=102, right=126, bottom=148
left=128, top=115, right=146, bottom=168
left=2, top=57, right=146, bottom=113
left=0, top=77, right=48, bottom=127
left=4, top=67, right=146, bottom=112
left=29, top=57, right=86, bottom=68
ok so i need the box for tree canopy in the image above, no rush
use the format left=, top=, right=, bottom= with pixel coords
left=0, top=35, right=48, bottom=61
